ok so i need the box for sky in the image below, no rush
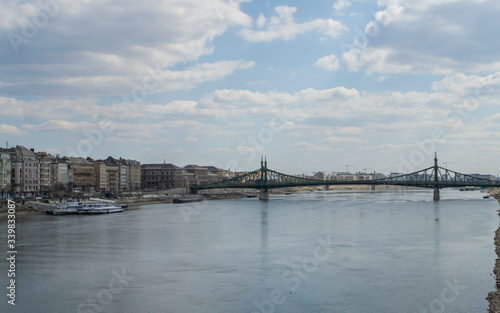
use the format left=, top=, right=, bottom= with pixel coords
left=1, top=0, right=500, bottom=176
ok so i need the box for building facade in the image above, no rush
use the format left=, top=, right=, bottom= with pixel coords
left=66, top=157, right=95, bottom=192
left=126, top=159, right=141, bottom=191
left=94, top=161, right=108, bottom=193
left=117, top=158, right=128, bottom=192
left=51, top=158, right=70, bottom=186
left=0, top=152, right=11, bottom=198
left=103, top=158, right=119, bottom=194
left=141, top=163, right=183, bottom=190
left=36, top=152, right=54, bottom=196
left=0, top=146, right=40, bottom=198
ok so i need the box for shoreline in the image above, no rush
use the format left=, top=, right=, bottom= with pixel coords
left=488, top=189, right=500, bottom=312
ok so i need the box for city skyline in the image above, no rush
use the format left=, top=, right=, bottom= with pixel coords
left=1, top=0, right=500, bottom=175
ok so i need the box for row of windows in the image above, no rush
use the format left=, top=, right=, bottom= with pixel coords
left=143, top=171, right=176, bottom=175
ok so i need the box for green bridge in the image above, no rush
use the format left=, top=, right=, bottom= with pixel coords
left=192, top=154, right=500, bottom=200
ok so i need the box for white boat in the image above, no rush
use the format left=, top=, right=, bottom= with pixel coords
left=51, top=202, right=83, bottom=215
left=77, top=198, right=124, bottom=214
left=45, top=201, right=83, bottom=215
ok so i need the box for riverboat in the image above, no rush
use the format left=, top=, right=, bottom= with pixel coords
left=77, top=198, right=124, bottom=214
left=172, top=197, right=204, bottom=203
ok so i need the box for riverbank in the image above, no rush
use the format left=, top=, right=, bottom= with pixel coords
left=0, top=192, right=247, bottom=215
left=488, top=189, right=500, bottom=312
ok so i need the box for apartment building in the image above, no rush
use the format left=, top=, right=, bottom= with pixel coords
left=0, top=152, right=11, bottom=198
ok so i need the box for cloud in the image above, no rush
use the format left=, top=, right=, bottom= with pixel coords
left=314, top=55, right=340, bottom=71
left=22, top=120, right=94, bottom=131
left=431, top=71, right=500, bottom=96
left=208, top=147, right=231, bottom=152
left=320, top=136, right=366, bottom=144
left=333, top=0, right=351, bottom=15
left=239, top=5, right=347, bottom=42
left=341, top=0, right=500, bottom=74
left=290, top=142, right=332, bottom=151
left=0, top=0, right=253, bottom=97
left=0, top=124, right=26, bottom=136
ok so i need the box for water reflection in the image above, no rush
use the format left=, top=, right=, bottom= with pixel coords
left=260, top=201, right=269, bottom=259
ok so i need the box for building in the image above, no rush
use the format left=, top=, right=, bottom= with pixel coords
left=470, top=173, right=497, bottom=181
left=335, top=172, right=356, bottom=181
left=183, top=165, right=209, bottom=184
left=0, top=152, right=11, bottom=198
left=313, top=172, right=324, bottom=180
left=36, top=152, right=54, bottom=196
left=182, top=165, right=224, bottom=184
left=126, top=159, right=141, bottom=191
left=103, top=158, right=119, bottom=194
left=355, top=172, right=374, bottom=181
left=94, top=161, right=108, bottom=193
left=66, top=157, right=95, bottom=192
left=204, top=166, right=224, bottom=182
left=51, top=158, right=70, bottom=186
left=117, top=158, right=128, bottom=192
left=141, top=163, right=183, bottom=190
left=0, top=146, right=40, bottom=198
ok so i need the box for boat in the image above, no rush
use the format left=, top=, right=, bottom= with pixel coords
left=246, top=193, right=257, bottom=198
left=49, top=202, right=83, bottom=215
left=172, top=197, right=204, bottom=203
left=76, top=198, right=124, bottom=214
left=484, top=195, right=491, bottom=199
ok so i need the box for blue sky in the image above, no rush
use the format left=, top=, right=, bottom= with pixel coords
left=1, top=0, right=500, bottom=175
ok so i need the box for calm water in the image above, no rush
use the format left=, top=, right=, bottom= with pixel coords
left=1, top=189, right=498, bottom=313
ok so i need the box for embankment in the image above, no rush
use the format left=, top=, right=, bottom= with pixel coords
left=488, top=189, right=500, bottom=312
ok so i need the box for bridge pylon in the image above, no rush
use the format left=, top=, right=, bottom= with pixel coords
left=433, top=152, right=440, bottom=201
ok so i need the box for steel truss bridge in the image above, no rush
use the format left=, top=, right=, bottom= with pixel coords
left=192, top=154, right=500, bottom=200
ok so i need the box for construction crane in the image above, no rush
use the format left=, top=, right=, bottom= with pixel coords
left=345, top=164, right=352, bottom=173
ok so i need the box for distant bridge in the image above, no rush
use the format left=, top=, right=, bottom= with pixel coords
left=192, top=154, right=500, bottom=200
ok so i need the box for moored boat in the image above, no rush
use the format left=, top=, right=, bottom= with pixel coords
left=76, top=198, right=124, bottom=214
left=172, top=197, right=204, bottom=203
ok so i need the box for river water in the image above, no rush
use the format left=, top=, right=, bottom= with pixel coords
left=0, top=189, right=498, bottom=313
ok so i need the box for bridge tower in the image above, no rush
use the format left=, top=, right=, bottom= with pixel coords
left=259, top=156, right=270, bottom=200
left=433, top=152, right=440, bottom=201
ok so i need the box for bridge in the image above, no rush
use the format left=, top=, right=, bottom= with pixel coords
left=192, top=154, right=500, bottom=200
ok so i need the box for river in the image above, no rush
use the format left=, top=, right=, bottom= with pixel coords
left=0, top=189, right=498, bottom=313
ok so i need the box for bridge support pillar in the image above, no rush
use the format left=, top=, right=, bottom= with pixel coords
left=433, top=188, right=440, bottom=201
left=259, top=190, right=270, bottom=201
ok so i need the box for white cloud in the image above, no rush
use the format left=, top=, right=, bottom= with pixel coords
left=22, top=120, right=94, bottom=131
left=256, top=13, right=266, bottom=28
left=239, top=5, right=347, bottom=42
left=341, top=0, right=500, bottom=74
left=291, top=142, right=332, bottom=151
left=0, top=124, right=26, bottom=136
left=431, top=71, right=500, bottom=96
left=208, top=147, right=231, bottom=152
left=333, top=0, right=352, bottom=15
left=0, top=0, right=253, bottom=97
left=314, top=55, right=340, bottom=71
left=320, top=136, right=366, bottom=144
